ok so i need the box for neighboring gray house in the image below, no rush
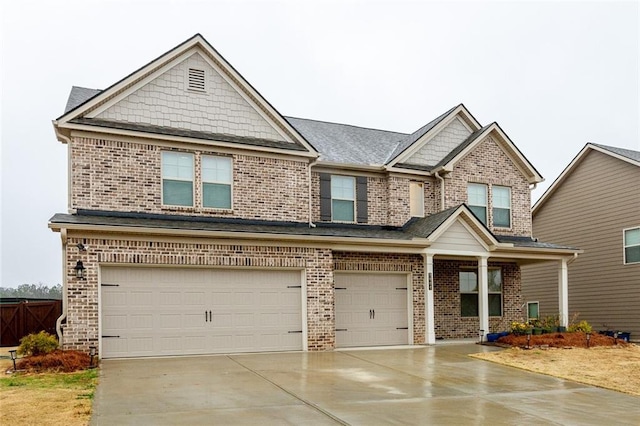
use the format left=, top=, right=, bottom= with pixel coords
left=522, top=143, right=640, bottom=340
left=50, top=34, right=579, bottom=358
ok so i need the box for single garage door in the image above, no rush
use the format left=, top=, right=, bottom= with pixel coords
left=334, top=272, right=409, bottom=348
left=101, top=267, right=303, bottom=358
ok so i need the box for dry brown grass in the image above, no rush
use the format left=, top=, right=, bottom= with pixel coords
left=0, top=355, right=98, bottom=426
left=471, top=344, right=640, bottom=396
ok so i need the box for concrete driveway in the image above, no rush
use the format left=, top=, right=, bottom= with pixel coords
left=91, top=344, right=640, bottom=425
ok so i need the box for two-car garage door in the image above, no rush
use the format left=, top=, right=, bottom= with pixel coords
left=100, top=267, right=303, bottom=358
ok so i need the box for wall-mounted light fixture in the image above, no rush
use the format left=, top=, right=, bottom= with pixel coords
left=428, top=272, right=433, bottom=291
left=9, top=350, right=17, bottom=371
left=74, top=260, right=86, bottom=279
left=77, top=243, right=87, bottom=251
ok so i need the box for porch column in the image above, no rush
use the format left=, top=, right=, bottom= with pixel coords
left=558, top=258, right=569, bottom=327
left=477, top=256, right=489, bottom=337
left=423, top=253, right=436, bottom=344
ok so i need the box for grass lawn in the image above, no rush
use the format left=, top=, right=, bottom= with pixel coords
left=0, top=358, right=98, bottom=426
left=471, top=344, right=640, bottom=396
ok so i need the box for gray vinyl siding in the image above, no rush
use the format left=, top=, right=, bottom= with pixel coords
left=522, top=150, right=640, bottom=339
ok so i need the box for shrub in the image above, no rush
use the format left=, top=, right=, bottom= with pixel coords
left=18, top=331, right=59, bottom=356
left=568, top=320, right=592, bottom=333
left=510, top=321, right=531, bottom=335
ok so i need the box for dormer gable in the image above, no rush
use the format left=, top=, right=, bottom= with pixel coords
left=54, top=34, right=317, bottom=157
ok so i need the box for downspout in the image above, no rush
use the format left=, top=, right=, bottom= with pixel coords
left=435, top=170, right=445, bottom=210
left=56, top=228, right=68, bottom=345
left=308, top=158, right=319, bottom=227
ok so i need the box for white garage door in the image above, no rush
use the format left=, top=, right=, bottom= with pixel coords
left=334, top=273, right=410, bottom=348
left=101, top=267, right=303, bottom=358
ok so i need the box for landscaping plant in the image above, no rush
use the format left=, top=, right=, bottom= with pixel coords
left=18, top=331, right=59, bottom=356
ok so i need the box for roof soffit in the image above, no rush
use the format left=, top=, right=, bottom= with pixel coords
left=387, top=105, right=481, bottom=168
left=54, top=34, right=317, bottom=155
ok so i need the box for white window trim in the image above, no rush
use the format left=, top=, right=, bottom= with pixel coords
left=460, top=267, right=503, bottom=318
left=161, top=151, right=194, bottom=207
left=467, top=183, right=488, bottom=224
left=410, top=182, right=425, bottom=218
left=331, top=175, right=356, bottom=223
left=623, top=226, right=640, bottom=265
left=201, top=155, right=233, bottom=210
left=492, top=185, right=512, bottom=229
left=527, top=301, right=540, bottom=322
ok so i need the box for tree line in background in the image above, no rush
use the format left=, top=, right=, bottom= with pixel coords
left=0, top=283, right=62, bottom=299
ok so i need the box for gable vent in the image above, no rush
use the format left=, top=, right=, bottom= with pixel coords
left=188, top=68, right=206, bottom=92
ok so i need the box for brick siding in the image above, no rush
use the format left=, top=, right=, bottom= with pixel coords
left=70, top=136, right=309, bottom=222
left=433, top=259, right=522, bottom=339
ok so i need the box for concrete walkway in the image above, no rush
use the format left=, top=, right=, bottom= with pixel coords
left=91, top=344, right=640, bottom=425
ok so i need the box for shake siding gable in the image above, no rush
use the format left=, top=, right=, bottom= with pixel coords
left=96, top=52, right=285, bottom=142
left=522, top=150, right=640, bottom=338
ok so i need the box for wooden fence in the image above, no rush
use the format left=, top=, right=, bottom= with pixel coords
left=1, top=300, right=62, bottom=347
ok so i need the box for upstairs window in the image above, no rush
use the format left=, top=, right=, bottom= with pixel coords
left=202, top=156, right=232, bottom=209
left=162, top=152, right=194, bottom=206
left=624, top=227, right=640, bottom=264
left=492, top=186, right=511, bottom=228
left=331, top=176, right=356, bottom=222
left=467, top=183, right=487, bottom=225
left=410, top=182, right=425, bottom=217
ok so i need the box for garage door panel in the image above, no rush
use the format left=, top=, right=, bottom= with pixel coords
left=101, top=267, right=303, bottom=358
left=335, top=273, right=409, bottom=348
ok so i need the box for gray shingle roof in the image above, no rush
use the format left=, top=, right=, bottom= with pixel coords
left=285, top=117, right=407, bottom=165
left=590, top=143, right=640, bottom=163
left=64, top=86, right=102, bottom=114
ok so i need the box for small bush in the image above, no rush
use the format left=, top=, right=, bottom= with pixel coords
left=510, top=321, right=531, bottom=335
left=568, top=320, right=592, bottom=333
left=16, top=350, right=91, bottom=373
left=18, top=331, right=59, bottom=356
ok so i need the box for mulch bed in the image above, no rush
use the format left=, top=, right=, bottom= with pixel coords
left=16, top=350, right=94, bottom=373
left=497, top=332, right=630, bottom=349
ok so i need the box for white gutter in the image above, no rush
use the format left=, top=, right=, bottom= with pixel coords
left=55, top=228, right=68, bottom=345
left=435, top=169, right=446, bottom=210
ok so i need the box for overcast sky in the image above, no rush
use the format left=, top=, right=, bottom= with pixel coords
left=1, top=0, right=638, bottom=288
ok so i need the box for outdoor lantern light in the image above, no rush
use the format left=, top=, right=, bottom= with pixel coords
left=526, top=333, right=531, bottom=349
left=586, top=332, right=592, bottom=348
left=9, top=350, right=17, bottom=371
left=428, top=272, right=433, bottom=291
left=74, top=260, right=86, bottom=279
left=89, top=346, right=97, bottom=368
left=479, top=329, right=485, bottom=344
left=614, top=332, right=618, bottom=345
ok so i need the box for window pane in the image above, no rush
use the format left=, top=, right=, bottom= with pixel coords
left=625, top=228, right=640, bottom=246
left=162, top=152, right=193, bottom=180
left=625, top=246, right=640, bottom=264
left=493, top=207, right=511, bottom=227
left=163, top=180, right=193, bottom=206
left=202, top=156, right=232, bottom=183
left=469, top=205, right=487, bottom=225
left=489, top=294, right=502, bottom=316
left=468, top=183, right=487, bottom=206
left=493, top=186, right=511, bottom=209
left=331, top=176, right=355, bottom=200
left=459, top=271, right=478, bottom=293
left=461, top=294, right=478, bottom=317
left=203, top=183, right=231, bottom=209
left=332, top=199, right=354, bottom=221
left=410, top=182, right=424, bottom=217
left=488, top=269, right=502, bottom=292
left=528, top=302, right=539, bottom=320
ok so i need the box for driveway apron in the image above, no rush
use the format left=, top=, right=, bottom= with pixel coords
left=91, top=344, right=640, bottom=425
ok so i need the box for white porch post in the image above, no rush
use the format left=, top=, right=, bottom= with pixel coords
left=558, top=258, right=569, bottom=327
left=423, top=253, right=436, bottom=344
left=478, top=256, right=489, bottom=338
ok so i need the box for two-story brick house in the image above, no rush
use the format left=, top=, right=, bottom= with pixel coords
left=50, top=34, right=579, bottom=358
